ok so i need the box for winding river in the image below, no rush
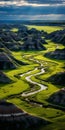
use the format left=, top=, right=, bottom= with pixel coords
left=21, top=58, right=47, bottom=97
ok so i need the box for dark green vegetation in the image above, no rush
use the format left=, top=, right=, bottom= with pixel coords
left=0, top=24, right=65, bottom=130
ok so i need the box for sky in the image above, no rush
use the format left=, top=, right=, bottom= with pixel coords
left=0, top=0, right=65, bottom=21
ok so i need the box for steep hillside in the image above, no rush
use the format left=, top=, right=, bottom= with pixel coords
left=48, top=88, right=65, bottom=107
left=0, top=51, right=27, bottom=70
left=21, top=36, right=46, bottom=51
left=0, top=71, right=12, bottom=83
left=46, top=29, right=65, bottom=45
left=0, top=100, right=50, bottom=130
left=44, top=48, right=65, bottom=60
left=47, top=71, right=65, bottom=86
left=0, top=26, right=47, bottom=51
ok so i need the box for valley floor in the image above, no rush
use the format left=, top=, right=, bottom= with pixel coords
left=0, top=25, right=65, bottom=130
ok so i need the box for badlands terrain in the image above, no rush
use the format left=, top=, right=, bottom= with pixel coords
left=0, top=24, right=65, bottom=130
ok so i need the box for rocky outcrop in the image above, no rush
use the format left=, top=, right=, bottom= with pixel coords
left=0, top=100, right=50, bottom=130
left=44, top=48, right=65, bottom=60
left=0, top=71, right=12, bottom=83
left=47, top=72, right=65, bottom=86
left=0, top=52, right=16, bottom=70
left=46, top=29, right=65, bottom=45
left=0, top=52, right=27, bottom=70
left=28, top=28, right=47, bottom=37
left=0, top=25, right=47, bottom=51
left=48, top=88, right=65, bottom=107
left=28, top=28, right=39, bottom=34
left=21, top=36, right=46, bottom=51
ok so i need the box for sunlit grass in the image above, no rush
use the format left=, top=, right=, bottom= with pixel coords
left=10, top=28, right=18, bottom=32
left=27, top=25, right=63, bottom=33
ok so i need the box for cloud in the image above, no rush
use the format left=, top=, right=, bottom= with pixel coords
left=0, top=11, right=7, bottom=14
left=0, top=5, right=65, bottom=15
left=0, top=1, right=51, bottom=7
left=0, top=0, right=65, bottom=20
left=0, top=14, right=65, bottom=20
left=0, top=0, right=65, bottom=7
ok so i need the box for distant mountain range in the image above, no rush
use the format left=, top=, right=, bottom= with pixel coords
left=0, top=20, right=65, bottom=26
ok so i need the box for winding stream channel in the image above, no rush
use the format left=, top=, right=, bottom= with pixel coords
left=21, top=58, right=47, bottom=97
left=0, top=58, right=47, bottom=117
